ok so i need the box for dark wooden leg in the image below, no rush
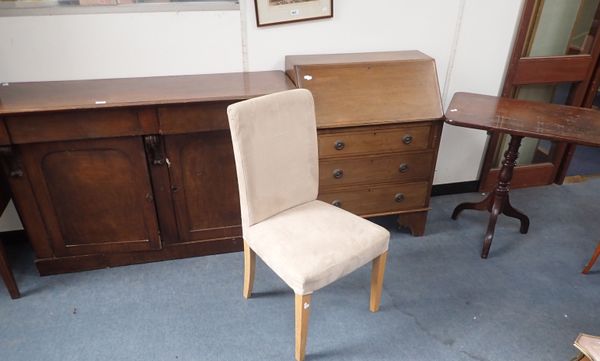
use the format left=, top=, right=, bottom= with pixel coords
left=480, top=135, right=524, bottom=258
left=502, top=198, right=530, bottom=234
left=582, top=241, right=600, bottom=274
left=482, top=195, right=503, bottom=259
left=397, top=211, right=428, bottom=236
left=452, top=135, right=525, bottom=258
left=451, top=191, right=494, bottom=220
left=0, top=241, right=20, bottom=299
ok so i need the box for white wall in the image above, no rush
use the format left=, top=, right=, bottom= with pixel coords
left=436, top=0, right=524, bottom=184
left=0, top=11, right=244, bottom=82
left=0, top=0, right=525, bottom=230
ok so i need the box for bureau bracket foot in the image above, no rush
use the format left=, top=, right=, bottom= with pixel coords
left=397, top=211, right=428, bottom=237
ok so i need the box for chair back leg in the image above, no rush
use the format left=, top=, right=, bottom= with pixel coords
left=243, top=240, right=256, bottom=299
left=370, top=251, right=388, bottom=312
left=295, top=294, right=312, bottom=361
left=0, top=242, right=20, bottom=299
left=582, top=241, right=600, bottom=274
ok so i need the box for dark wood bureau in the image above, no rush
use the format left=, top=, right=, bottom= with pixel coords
left=0, top=72, right=294, bottom=274
left=286, top=51, right=444, bottom=235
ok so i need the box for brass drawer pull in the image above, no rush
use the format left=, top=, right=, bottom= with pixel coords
left=399, top=163, right=409, bottom=173
left=334, top=140, right=345, bottom=150
left=402, top=134, right=413, bottom=145
left=333, top=169, right=344, bottom=179
left=394, top=193, right=405, bottom=203
left=331, top=200, right=342, bottom=207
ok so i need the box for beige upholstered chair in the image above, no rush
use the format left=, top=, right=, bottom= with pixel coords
left=227, top=89, right=390, bottom=361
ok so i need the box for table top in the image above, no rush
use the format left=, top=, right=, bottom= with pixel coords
left=445, top=92, right=600, bottom=148
left=0, top=71, right=294, bottom=116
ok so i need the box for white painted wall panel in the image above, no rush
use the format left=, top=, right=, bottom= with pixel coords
left=0, top=11, right=243, bottom=82
left=435, top=0, right=524, bottom=184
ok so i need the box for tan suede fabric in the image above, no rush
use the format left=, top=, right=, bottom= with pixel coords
left=227, top=89, right=319, bottom=233
left=247, top=200, right=389, bottom=295
left=227, top=89, right=390, bottom=295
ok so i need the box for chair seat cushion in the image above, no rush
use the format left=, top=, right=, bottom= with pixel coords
left=246, top=200, right=390, bottom=295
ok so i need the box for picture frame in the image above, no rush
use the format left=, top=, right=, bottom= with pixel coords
left=254, top=0, right=333, bottom=27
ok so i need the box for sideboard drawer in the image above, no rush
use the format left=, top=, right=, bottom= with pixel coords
left=318, top=124, right=432, bottom=158
left=6, top=108, right=154, bottom=144
left=319, top=151, right=434, bottom=188
left=318, top=181, right=429, bottom=216
left=158, top=101, right=234, bottom=134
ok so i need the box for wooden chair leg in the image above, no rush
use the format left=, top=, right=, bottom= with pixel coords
left=582, top=241, right=600, bottom=274
left=0, top=241, right=20, bottom=299
left=243, top=240, right=256, bottom=299
left=370, top=251, right=388, bottom=312
left=295, top=293, right=311, bottom=361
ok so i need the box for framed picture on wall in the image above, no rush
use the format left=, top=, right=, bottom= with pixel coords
left=254, top=0, right=333, bottom=27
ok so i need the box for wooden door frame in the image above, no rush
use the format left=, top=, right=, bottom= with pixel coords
left=479, top=0, right=600, bottom=191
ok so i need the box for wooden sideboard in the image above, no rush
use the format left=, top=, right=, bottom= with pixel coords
left=0, top=72, right=294, bottom=274
left=286, top=51, right=444, bottom=235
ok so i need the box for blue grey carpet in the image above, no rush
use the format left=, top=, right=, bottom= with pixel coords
left=1, top=179, right=600, bottom=361
left=567, top=145, right=600, bottom=176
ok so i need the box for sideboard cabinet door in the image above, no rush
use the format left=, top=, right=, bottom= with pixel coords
left=19, top=137, right=161, bottom=256
left=163, top=131, right=242, bottom=243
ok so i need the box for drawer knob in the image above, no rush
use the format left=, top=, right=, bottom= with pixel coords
left=334, top=140, right=345, bottom=151
left=333, top=169, right=344, bottom=179
left=399, top=163, right=409, bottom=173
left=394, top=193, right=405, bottom=203
left=331, top=200, right=342, bottom=208
left=402, top=134, right=413, bottom=145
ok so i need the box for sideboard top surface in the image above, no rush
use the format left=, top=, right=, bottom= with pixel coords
left=0, top=71, right=294, bottom=116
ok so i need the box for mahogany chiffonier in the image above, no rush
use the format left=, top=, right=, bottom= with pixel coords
left=286, top=51, right=444, bottom=236
left=0, top=72, right=294, bottom=274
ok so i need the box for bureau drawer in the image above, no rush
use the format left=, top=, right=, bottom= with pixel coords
left=318, top=182, right=429, bottom=216
left=319, top=151, right=434, bottom=188
left=318, top=124, right=432, bottom=158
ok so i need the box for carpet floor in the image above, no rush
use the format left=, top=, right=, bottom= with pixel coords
left=1, top=179, right=599, bottom=361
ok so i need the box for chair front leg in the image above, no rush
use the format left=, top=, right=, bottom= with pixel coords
left=243, top=240, right=256, bottom=299
left=370, top=251, right=388, bottom=312
left=295, top=293, right=312, bottom=361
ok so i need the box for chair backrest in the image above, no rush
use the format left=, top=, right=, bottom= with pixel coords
left=227, top=89, right=319, bottom=233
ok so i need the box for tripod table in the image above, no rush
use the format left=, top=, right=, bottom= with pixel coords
left=445, top=92, right=600, bottom=261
